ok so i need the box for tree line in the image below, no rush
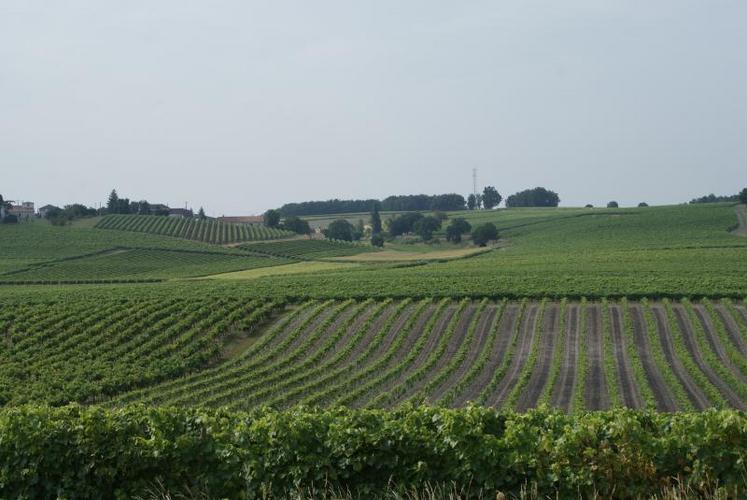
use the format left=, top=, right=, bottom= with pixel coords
left=277, top=186, right=561, bottom=217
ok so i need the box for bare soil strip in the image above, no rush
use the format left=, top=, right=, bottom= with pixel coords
left=430, top=305, right=498, bottom=403
left=453, top=304, right=520, bottom=405
left=352, top=303, right=438, bottom=407
left=672, top=305, right=744, bottom=409
left=693, top=305, right=747, bottom=383
left=550, top=305, right=580, bottom=411
left=609, top=305, right=643, bottom=409
left=715, top=305, right=747, bottom=355
left=629, top=306, right=677, bottom=411
left=652, top=305, right=710, bottom=410
left=391, top=305, right=477, bottom=405
left=515, top=303, right=560, bottom=411
left=486, top=304, right=540, bottom=408
left=584, top=304, right=610, bottom=410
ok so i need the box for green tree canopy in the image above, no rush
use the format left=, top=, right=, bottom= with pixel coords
left=467, top=194, right=477, bottom=210
left=325, top=219, right=357, bottom=242
left=283, top=216, right=312, bottom=235
left=472, top=222, right=498, bottom=246
left=607, top=201, right=619, bottom=208
left=413, top=216, right=441, bottom=241
left=505, top=187, right=559, bottom=208
left=740, top=188, right=747, bottom=204
left=370, top=204, right=382, bottom=234
left=446, top=218, right=471, bottom=243
left=263, top=209, right=281, bottom=228
left=482, top=186, right=502, bottom=209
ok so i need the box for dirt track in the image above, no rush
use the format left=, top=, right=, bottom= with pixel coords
left=733, top=205, right=747, bottom=236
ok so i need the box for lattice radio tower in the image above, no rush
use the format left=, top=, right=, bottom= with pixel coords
left=472, top=168, right=478, bottom=197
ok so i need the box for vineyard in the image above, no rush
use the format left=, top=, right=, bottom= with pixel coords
left=96, top=214, right=293, bottom=243
left=3, top=292, right=747, bottom=412
left=239, top=238, right=380, bottom=259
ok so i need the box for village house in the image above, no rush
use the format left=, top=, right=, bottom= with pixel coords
left=168, top=208, right=194, bottom=218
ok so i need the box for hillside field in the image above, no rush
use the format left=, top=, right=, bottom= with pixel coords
left=1, top=202, right=746, bottom=497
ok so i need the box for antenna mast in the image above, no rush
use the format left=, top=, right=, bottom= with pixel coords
left=472, top=168, right=478, bottom=197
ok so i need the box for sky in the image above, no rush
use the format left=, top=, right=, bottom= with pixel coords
left=1, top=1, right=746, bottom=215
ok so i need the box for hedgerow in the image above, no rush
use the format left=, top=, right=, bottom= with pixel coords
left=0, top=405, right=745, bottom=498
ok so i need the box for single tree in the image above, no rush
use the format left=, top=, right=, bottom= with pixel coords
left=472, top=222, right=498, bottom=246
left=106, top=189, right=119, bottom=213
left=467, top=194, right=477, bottom=210
left=413, top=216, right=441, bottom=241
left=137, top=200, right=150, bottom=215
left=325, top=219, right=357, bottom=242
left=283, top=216, right=312, bottom=235
left=585, top=204, right=594, bottom=208
left=371, top=233, right=385, bottom=247
left=739, top=188, right=747, bottom=204
left=263, top=209, right=281, bottom=228
left=197, top=207, right=207, bottom=220
left=446, top=218, right=471, bottom=243
left=482, top=186, right=502, bottom=209
left=370, top=204, right=382, bottom=234
left=475, top=194, right=483, bottom=209
left=607, top=201, right=619, bottom=208
left=638, top=202, right=649, bottom=207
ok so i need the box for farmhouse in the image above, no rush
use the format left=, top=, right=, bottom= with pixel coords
left=217, top=215, right=264, bottom=225
left=37, top=204, right=60, bottom=218
left=168, top=208, right=194, bottom=218
left=8, top=201, right=35, bottom=220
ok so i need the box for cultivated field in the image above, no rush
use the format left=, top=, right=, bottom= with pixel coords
left=1, top=202, right=746, bottom=497
left=96, top=214, right=292, bottom=244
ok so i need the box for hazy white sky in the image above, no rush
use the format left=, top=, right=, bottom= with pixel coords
left=2, top=1, right=745, bottom=215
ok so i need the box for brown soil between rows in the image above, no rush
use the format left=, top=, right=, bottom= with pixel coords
left=309, top=304, right=417, bottom=407
left=584, top=304, right=610, bottom=411
left=629, top=305, right=677, bottom=411
left=486, top=304, right=540, bottom=408
left=714, top=305, right=747, bottom=356
left=351, top=303, right=438, bottom=407
left=652, top=305, right=710, bottom=410
left=693, top=305, right=747, bottom=383
left=393, top=304, right=478, bottom=405
left=609, top=305, right=643, bottom=409
left=388, top=306, right=459, bottom=406
left=671, top=305, right=744, bottom=410
left=550, top=304, right=579, bottom=412
left=194, top=303, right=357, bottom=407
left=453, top=304, right=520, bottom=406
left=430, top=304, right=499, bottom=404
left=515, top=302, right=560, bottom=411
left=276, top=303, right=398, bottom=407
left=265, top=303, right=379, bottom=408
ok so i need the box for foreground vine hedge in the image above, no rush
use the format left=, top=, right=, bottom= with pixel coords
left=0, top=405, right=745, bottom=498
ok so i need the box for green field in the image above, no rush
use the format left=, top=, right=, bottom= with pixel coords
left=1, top=202, right=747, bottom=497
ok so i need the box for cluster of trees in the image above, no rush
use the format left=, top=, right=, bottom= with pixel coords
left=467, top=186, right=502, bottom=210
left=278, top=193, right=467, bottom=216
left=106, top=189, right=202, bottom=218
left=263, top=209, right=312, bottom=235
left=505, top=187, right=560, bottom=208
left=44, top=204, right=98, bottom=226
left=690, top=190, right=747, bottom=204
left=0, top=194, right=15, bottom=224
